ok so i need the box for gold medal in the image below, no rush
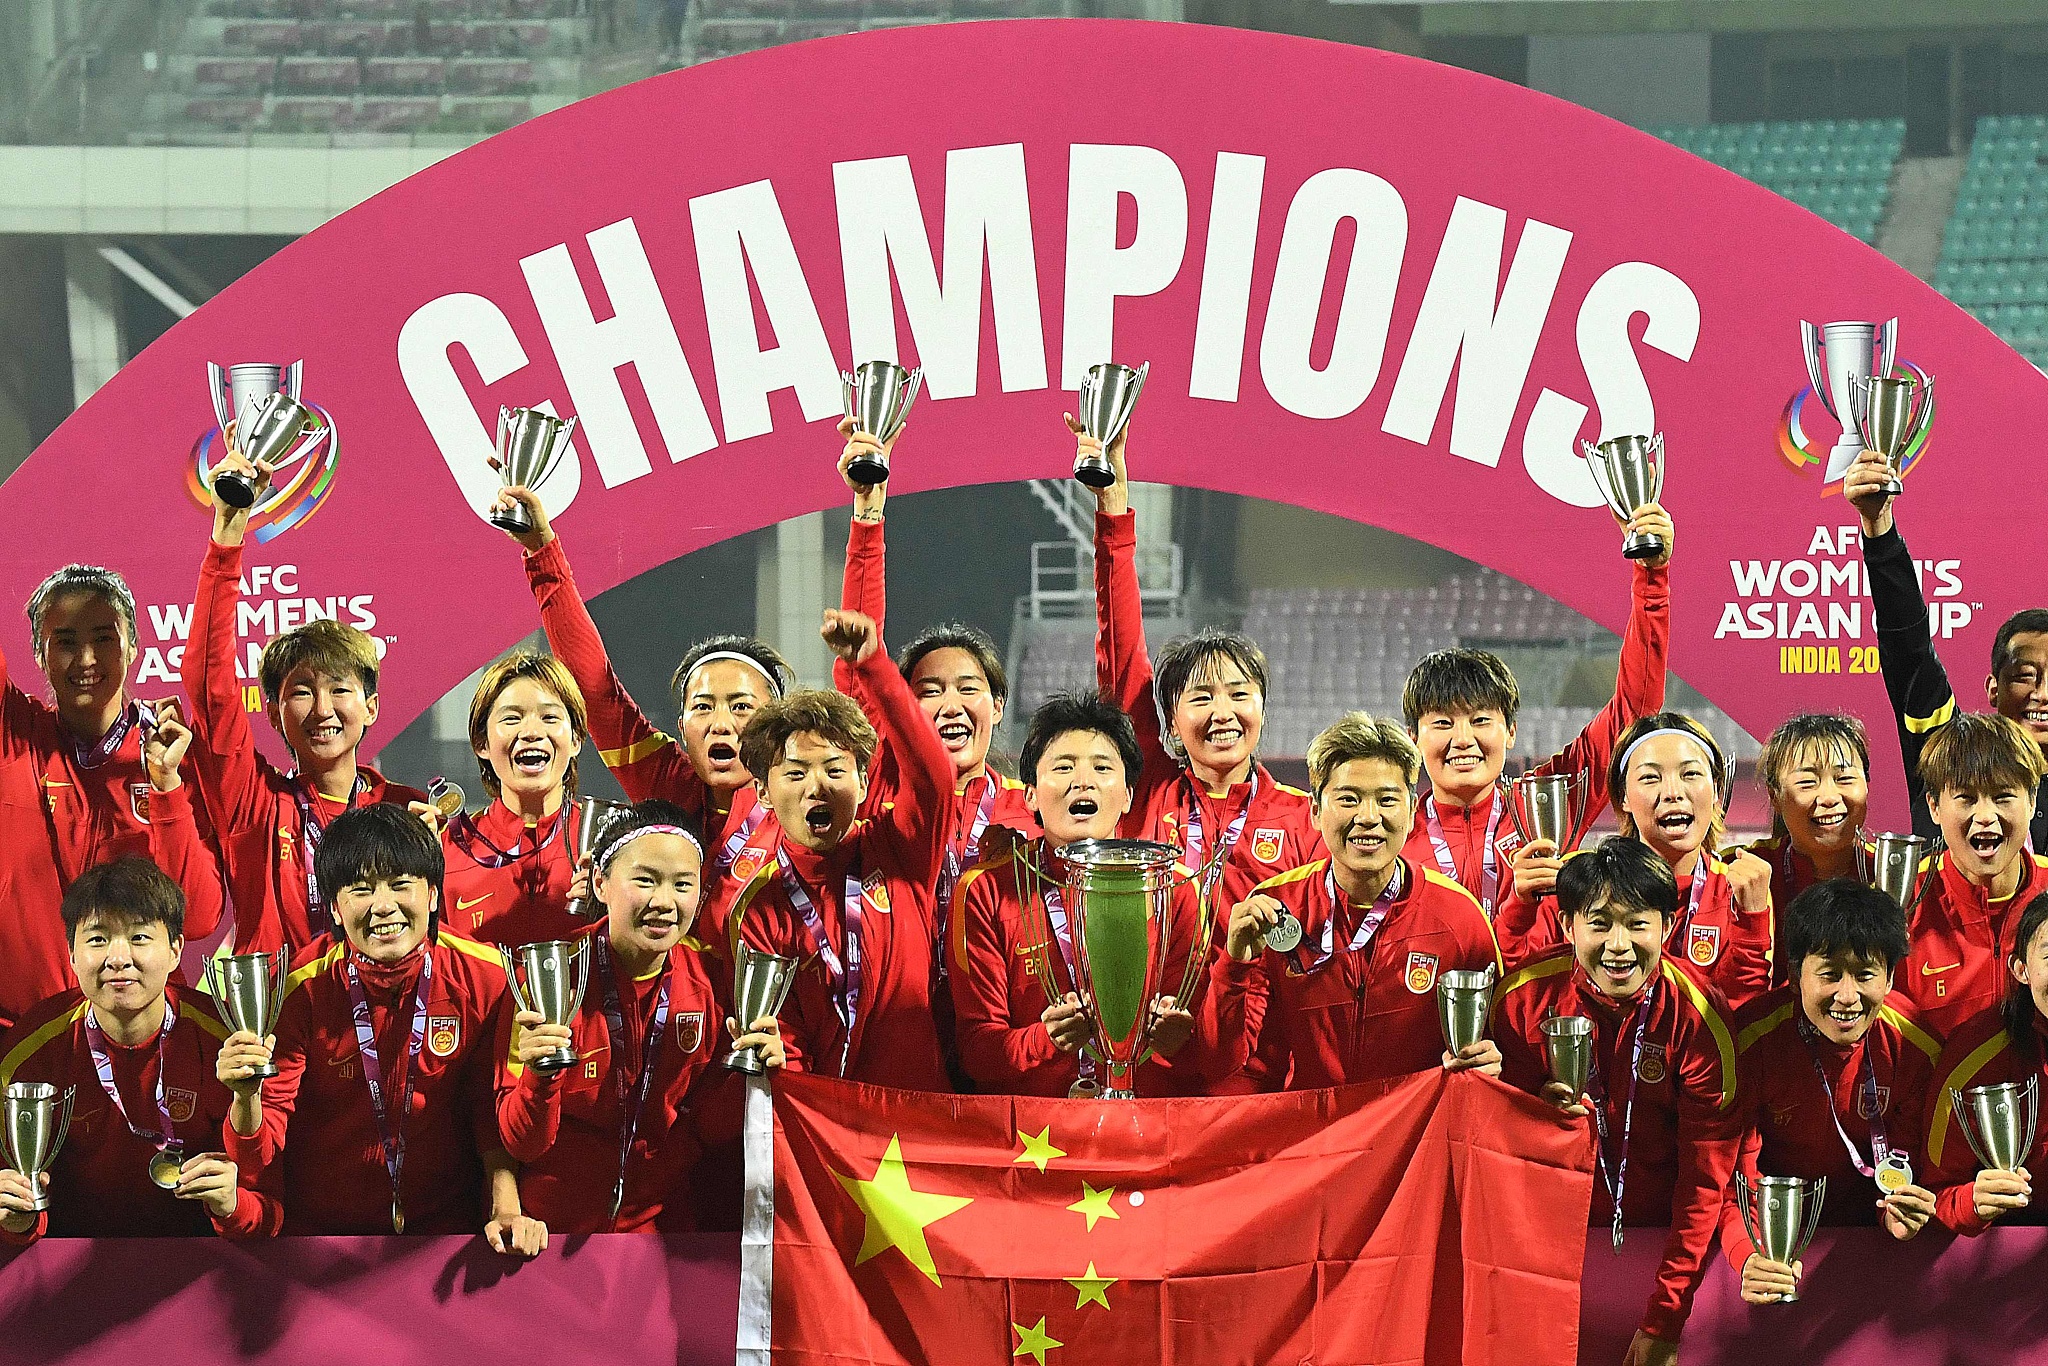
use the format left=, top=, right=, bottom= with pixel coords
left=147, top=1147, right=184, bottom=1191
left=392, top=1201, right=406, bottom=1235
left=1876, top=1152, right=1913, bottom=1194
left=1067, top=1077, right=1102, bottom=1100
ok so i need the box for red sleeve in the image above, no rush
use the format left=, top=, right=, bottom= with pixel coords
left=1535, top=561, right=1668, bottom=833
left=1717, top=1057, right=1765, bottom=1275
left=147, top=781, right=226, bottom=942
left=839, top=519, right=904, bottom=815
left=1198, top=952, right=1272, bottom=1087
left=185, top=541, right=275, bottom=839
left=493, top=997, right=563, bottom=1164
left=209, top=1176, right=280, bottom=1239
left=1493, top=889, right=1562, bottom=972
left=523, top=537, right=702, bottom=812
left=468, top=971, right=511, bottom=1159
left=1641, top=1005, right=1742, bottom=1340
left=0, top=1210, right=46, bottom=1247
left=1093, top=511, right=1177, bottom=799
left=0, top=640, right=40, bottom=767
left=1924, top=1027, right=1998, bottom=1236
left=854, top=650, right=952, bottom=912
left=950, top=870, right=1061, bottom=1091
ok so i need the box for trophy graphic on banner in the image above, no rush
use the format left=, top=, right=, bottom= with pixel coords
left=1019, top=838, right=1212, bottom=1099
left=1541, top=1015, right=1593, bottom=1097
left=1, top=1082, right=74, bottom=1212
left=1869, top=832, right=1933, bottom=915
left=1437, top=969, right=1495, bottom=1054
left=1072, top=362, right=1149, bottom=488
left=500, top=939, right=593, bottom=1073
left=838, top=360, right=922, bottom=486
left=1734, top=1173, right=1828, bottom=1303
left=1799, top=318, right=1901, bottom=484
left=565, top=796, right=631, bottom=920
left=1578, top=434, right=1667, bottom=560
left=1506, top=770, right=1590, bottom=853
left=487, top=406, right=579, bottom=535
left=204, top=949, right=291, bottom=1079
left=206, top=361, right=320, bottom=509
left=725, top=944, right=798, bottom=1075
left=1952, top=1075, right=2040, bottom=1174
left=1855, top=371, right=1935, bottom=497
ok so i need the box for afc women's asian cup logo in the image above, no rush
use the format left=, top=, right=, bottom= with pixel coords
left=1777, top=319, right=1934, bottom=494
left=185, top=360, right=342, bottom=544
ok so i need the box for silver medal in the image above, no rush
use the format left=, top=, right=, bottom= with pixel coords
left=1263, top=912, right=1303, bottom=954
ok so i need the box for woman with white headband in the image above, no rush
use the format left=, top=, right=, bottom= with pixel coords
left=494, top=800, right=782, bottom=1240
left=1498, top=712, right=1775, bottom=1009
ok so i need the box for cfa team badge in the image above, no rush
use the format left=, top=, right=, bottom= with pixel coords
left=862, top=873, right=891, bottom=914
left=676, top=1011, right=705, bottom=1053
left=1686, top=924, right=1721, bottom=967
left=731, top=848, right=766, bottom=884
left=166, top=1087, right=198, bottom=1125
left=1637, top=1043, right=1669, bottom=1085
left=1250, top=828, right=1284, bottom=864
left=427, top=1016, right=461, bottom=1058
left=1857, top=1085, right=1892, bottom=1120
left=1404, top=952, right=1440, bottom=994
left=129, top=781, right=153, bottom=824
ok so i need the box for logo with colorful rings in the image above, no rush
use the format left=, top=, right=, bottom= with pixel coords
left=185, top=404, right=341, bottom=544
left=1775, top=360, right=1933, bottom=493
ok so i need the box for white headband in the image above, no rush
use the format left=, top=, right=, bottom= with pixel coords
left=686, top=650, right=784, bottom=699
left=598, top=823, right=705, bottom=871
left=1617, top=726, right=1722, bottom=781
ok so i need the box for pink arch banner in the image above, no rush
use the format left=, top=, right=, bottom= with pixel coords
left=3, top=19, right=2040, bottom=825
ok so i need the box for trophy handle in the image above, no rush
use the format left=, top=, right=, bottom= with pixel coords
left=2023, top=1073, right=2041, bottom=1164
left=498, top=948, right=533, bottom=1018
left=901, top=365, right=925, bottom=415
left=1563, top=767, right=1593, bottom=846
left=1577, top=439, right=1618, bottom=512
left=1799, top=321, right=1833, bottom=418
left=1797, top=1177, right=1827, bottom=1262
left=535, top=414, right=579, bottom=490
left=1734, top=1172, right=1767, bottom=1257
left=1908, top=374, right=1936, bottom=448
left=494, top=406, right=515, bottom=464
left=1645, top=432, right=1667, bottom=504
left=1875, top=318, right=1899, bottom=378
left=838, top=370, right=856, bottom=418
left=1950, top=1087, right=1988, bottom=1169
left=568, top=936, right=593, bottom=1018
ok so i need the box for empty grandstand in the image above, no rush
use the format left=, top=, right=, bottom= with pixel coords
left=1649, top=118, right=1904, bottom=245
left=1937, top=113, right=2048, bottom=370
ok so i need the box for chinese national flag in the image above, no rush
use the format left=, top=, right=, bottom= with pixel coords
left=737, top=1069, right=1594, bottom=1366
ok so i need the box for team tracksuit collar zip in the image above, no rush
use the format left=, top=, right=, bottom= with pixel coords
left=351, top=940, right=429, bottom=995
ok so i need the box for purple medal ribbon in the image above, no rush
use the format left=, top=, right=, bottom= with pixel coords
left=1182, top=770, right=1257, bottom=900
left=1796, top=1015, right=1890, bottom=1178
left=932, top=777, right=1000, bottom=986
left=775, top=850, right=866, bottom=1078
left=1287, top=861, right=1405, bottom=977
left=448, top=805, right=567, bottom=871
left=1039, top=876, right=1098, bottom=1088
left=1421, top=790, right=1503, bottom=917
left=717, top=802, right=771, bottom=872
left=82, top=999, right=181, bottom=1155
left=1586, top=976, right=1660, bottom=1253
left=289, top=770, right=369, bottom=925
left=1666, top=860, right=1713, bottom=947
left=70, top=699, right=153, bottom=772
left=343, top=949, right=432, bottom=1234
left=595, top=936, right=671, bottom=1223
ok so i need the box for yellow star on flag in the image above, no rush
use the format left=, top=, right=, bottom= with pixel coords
left=1067, top=1181, right=1120, bottom=1231
left=1067, top=1261, right=1116, bottom=1310
left=1012, top=1316, right=1062, bottom=1365
left=831, top=1134, right=973, bottom=1286
left=1013, top=1125, right=1065, bottom=1173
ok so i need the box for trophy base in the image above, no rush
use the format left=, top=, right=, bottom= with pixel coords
left=250, top=1061, right=280, bottom=1080
left=213, top=473, right=257, bottom=510
left=488, top=506, right=533, bottom=534
left=1072, top=456, right=1117, bottom=489
left=845, top=455, right=890, bottom=487
left=1879, top=476, right=1904, bottom=496
left=25, top=1193, right=49, bottom=1213
left=1102, top=1087, right=1137, bottom=1100
left=1621, top=531, right=1666, bottom=561
left=531, top=1052, right=578, bottom=1074
left=724, top=1046, right=766, bottom=1075
left=564, top=896, right=600, bottom=921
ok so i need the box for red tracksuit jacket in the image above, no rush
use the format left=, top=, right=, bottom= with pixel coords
left=225, top=930, right=509, bottom=1235
left=0, top=649, right=172, bottom=1025
left=187, top=541, right=424, bottom=953
left=0, top=984, right=271, bottom=1241
left=1494, top=950, right=1741, bottom=1341
left=1895, top=852, right=2048, bottom=1043
left=493, top=923, right=734, bottom=1233
left=145, top=780, right=228, bottom=952
left=1401, top=559, right=1668, bottom=916
left=442, top=800, right=581, bottom=947
left=1719, top=986, right=1939, bottom=1272
left=523, top=535, right=781, bottom=954
left=724, top=651, right=953, bottom=1092
left=1925, top=1004, right=2048, bottom=1235
left=1094, top=510, right=1319, bottom=907
left=1496, top=849, right=1776, bottom=1011
left=1744, top=834, right=1881, bottom=985
left=1203, top=855, right=1501, bottom=1090
left=947, top=832, right=1208, bottom=1097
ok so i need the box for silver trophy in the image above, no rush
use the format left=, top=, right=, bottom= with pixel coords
left=500, top=938, right=593, bottom=1073
left=1073, top=361, right=1149, bottom=488
left=1, top=1082, right=74, bottom=1212
left=1505, top=771, right=1591, bottom=853
left=838, top=360, right=923, bottom=486
left=1578, top=434, right=1667, bottom=560
left=206, top=360, right=318, bottom=509
left=1735, top=1173, right=1827, bottom=1302
left=1541, top=1015, right=1593, bottom=1096
left=1953, top=1075, right=2040, bottom=1172
left=203, top=948, right=291, bottom=1079
left=487, top=406, right=579, bottom=534
left=1855, top=372, right=1935, bottom=497
left=1800, top=318, right=1899, bottom=484
left=725, top=944, right=798, bottom=1075
left=1436, top=968, right=1495, bottom=1054
left=1869, top=833, right=1932, bottom=917
left=565, top=796, right=631, bottom=920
